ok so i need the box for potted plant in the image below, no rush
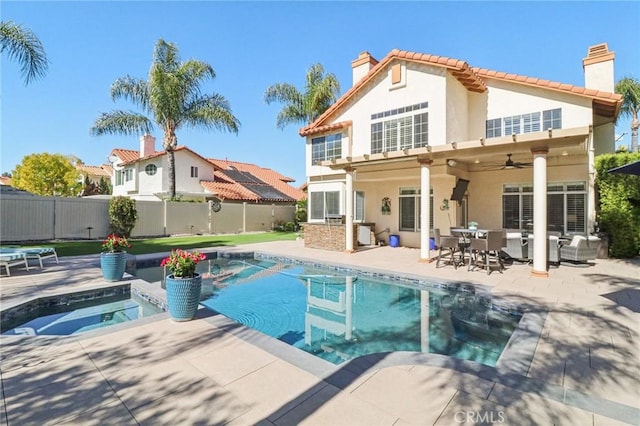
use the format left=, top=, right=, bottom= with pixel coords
left=100, top=234, right=131, bottom=281
left=468, top=221, right=479, bottom=231
left=161, top=249, right=206, bottom=321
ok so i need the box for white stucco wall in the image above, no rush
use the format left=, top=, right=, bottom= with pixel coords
left=446, top=74, right=470, bottom=144
left=174, top=151, right=215, bottom=194
left=137, top=158, right=164, bottom=196
left=485, top=80, right=593, bottom=128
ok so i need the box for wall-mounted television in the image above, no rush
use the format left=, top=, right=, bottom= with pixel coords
left=450, top=178, right=469, bottom=201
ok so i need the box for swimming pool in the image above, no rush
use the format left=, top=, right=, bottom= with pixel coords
left=2, top=286, right=163, bottom=336
left=135, top=256, right=522, bottom=366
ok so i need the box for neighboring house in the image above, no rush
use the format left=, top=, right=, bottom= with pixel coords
left=107, top=135, right=305, bottom=203
left=299, top=43, right=622, bottom=276
left=0, top=176, right=12, bottom=186
left=76, top=164, right=113, bottom=185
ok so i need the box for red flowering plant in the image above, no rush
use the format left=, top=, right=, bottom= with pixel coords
left=160, top=249, right=206, bottom=278
left=102, top=234, right=131, bottom=253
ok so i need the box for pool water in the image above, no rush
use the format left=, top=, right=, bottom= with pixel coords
left=2, top=293, right=162, bottom=336
left=136, top=258, right=522, bottom=366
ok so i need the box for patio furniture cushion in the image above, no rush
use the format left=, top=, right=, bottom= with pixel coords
left=560, top=236, right=600, bottom=262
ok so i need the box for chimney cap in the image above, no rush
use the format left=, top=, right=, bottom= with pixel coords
left=351, top=51, right=379, bottom=68
left=583, top=43, right=615, bottom=67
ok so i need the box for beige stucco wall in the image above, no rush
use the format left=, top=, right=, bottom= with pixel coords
left=445, top=74, right=470, bottom=144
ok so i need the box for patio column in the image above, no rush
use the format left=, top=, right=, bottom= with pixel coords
left=419, top=159, right=433, bottom=262
left=531, top=149, right=548, bottom=277
left=345, top=167, right=355, bottom=253
left=587, top=129, right=596, bottom=233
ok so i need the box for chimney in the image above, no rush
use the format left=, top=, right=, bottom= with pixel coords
left=582, top=43, right=615, bottom=93
left=140, top=134, right=156, bottom=158
left=351, top=51, right=378, bottom=86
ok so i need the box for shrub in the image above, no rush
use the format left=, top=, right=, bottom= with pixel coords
left=595, top=153, right=640, bottom=258
left=295, top=199, right=307, bottom=224
left=108, top=196, right=138, bottom=238
left=283, top=222, right=296, bottom=232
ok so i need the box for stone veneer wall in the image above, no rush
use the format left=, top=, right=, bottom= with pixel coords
left=302, top=223, right=372, bottom=251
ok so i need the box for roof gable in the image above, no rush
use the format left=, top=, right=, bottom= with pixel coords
left=300, top=48, right=622, bottom=135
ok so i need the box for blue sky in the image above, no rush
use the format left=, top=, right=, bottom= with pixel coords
left=3, top=1, right=639, bottom=185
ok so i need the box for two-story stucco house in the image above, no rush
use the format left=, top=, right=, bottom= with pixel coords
left=108, top=135, right=305, bottom=204
left=300, top=43, right=622, bottom=277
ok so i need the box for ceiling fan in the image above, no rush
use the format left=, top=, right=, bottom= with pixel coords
left=500, top=153, right=533, bottom=169
left=483, top=154, right=533, bottom=170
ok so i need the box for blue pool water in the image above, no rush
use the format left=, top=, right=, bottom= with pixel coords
left=136, top=257, right=522, bottom=366
left=2, top=293, right=162, bottom=336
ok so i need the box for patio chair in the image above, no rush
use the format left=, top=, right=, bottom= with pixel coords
left=0, top=247, right=58, bottom=268
left=469, top=230, right=505, bottom=275
left=525, top=234, right=562, bottom=266
left=436, top=236, right=462, bottom=269
left=501, top=231, right=528, bottom=261
left=560, top=235, right=600, bottom=263
left=0, top=252, right=29, bottom=276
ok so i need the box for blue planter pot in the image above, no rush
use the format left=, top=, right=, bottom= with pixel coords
left=165, top=273, right=202, bottom=321
left=100, top=252, right=127, bottom=282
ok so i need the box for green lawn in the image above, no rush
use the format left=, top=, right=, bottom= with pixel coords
left=18, top=232, right=298, bottom=257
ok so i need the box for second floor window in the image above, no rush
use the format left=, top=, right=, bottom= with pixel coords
left=191, top=166, right=198, bottom=178
left=311, top=134, right=342, bottom=164
left=371, top=111, right=428, bottom=154
left=486, top=108, right=561, bottom=139
left=124, top=169, right=134, bottom=182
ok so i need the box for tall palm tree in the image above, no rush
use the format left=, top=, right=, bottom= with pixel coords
left=91, top=39, right=240, bottom=200
left=0, top=20, right=49, bottom=85
left=264, top=63, right=340, bottom=129
left=615, top=76, right=640, bottom=153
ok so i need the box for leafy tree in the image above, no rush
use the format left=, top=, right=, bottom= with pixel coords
left=1, top=172, right=11, bottom=178
left=97, top=177, right=111, bottom=195
left=595, top=152, right=640, bottom=258
left=12, top=153, right=80, bottom=196
left=264, top=63, right=340, bottom=129
left=91, top=38, right=240, bottom=200
left=108, top=196, right=138, bottom=237
left=0, top=20, right=48, bottom=85
left=615, top=76, right=640, bottom=153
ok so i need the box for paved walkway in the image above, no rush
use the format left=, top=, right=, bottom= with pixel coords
left=1, top=240, right=639, bottom=425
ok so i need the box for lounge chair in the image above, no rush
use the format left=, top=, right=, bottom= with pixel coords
left=560, top=235, right=600, bottom=263
left=0, top=247, right=58, bottom=268
left=0, top=252, right=29, bottom=276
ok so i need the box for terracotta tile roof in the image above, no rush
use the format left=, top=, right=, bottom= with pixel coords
left=299, top=120, right=352, bottom=137
left=208, top=158, right=305, bottom=201
left=300, top=48, right=622, bottom=135
left=201, top=176, right=260, bottom=201
left=76, top=164, right=111, bottom=177
left=118, top=146, right=211, bottom=166
left=111, top=148, right=140, bottom=163
left=0, top=176, right=12, bottom=186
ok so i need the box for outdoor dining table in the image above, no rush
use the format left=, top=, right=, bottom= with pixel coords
left=450, top=228, right=489, bottom=270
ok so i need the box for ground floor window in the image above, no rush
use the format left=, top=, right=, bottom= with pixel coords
left=399, top=187, right=434, bottom=232
left=502, top=182, right=586, bottom=234
left=309, top=191, right=340, bottom=220
left=354, top=191, right=365, bottom=222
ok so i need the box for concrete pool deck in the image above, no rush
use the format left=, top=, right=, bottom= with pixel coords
left=1, top=240, right=638, bottom=425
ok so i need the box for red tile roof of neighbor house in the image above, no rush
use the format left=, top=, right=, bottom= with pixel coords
left=300, top=48, right=623, bottom=136
left=208, top=158, right=306, bottom=201
left=109, top=145, right=305, bottom=202
left=0, top=176, right=12, bottom=186
left=76, top=164, right=112, bottom=177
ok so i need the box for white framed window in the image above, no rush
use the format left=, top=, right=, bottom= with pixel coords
left=145, top=164, right=157, bottom=176
left=309, top=191, right=340, bottom=220
left=502, top=182, right=585, bottom=234
left=115, top=170, right=124, bottom=186
left=190, top=166, right=198, bottom=178
left=124, top=168, right=134, bottom=182
left=398, top=187, right=434, bottom=232
left=486, top=118, right=502, bottom=138
left=371, top=111, right=429, bottom=153
left=543, top=108, right=562, bottom=130
left=354, top=191, right=365, bottom=222
left=487, top=108, right=561, bottom=138
left=311, top=133, right=342, bottom=164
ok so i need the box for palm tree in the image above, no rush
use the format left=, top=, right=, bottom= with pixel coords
left=0, top=20, right=49, bottom=85
left=264, top=63, right=340, bottom=129
left=91, top=39, right=240, bottom=200
left=615, top=76, right=640, bottom=153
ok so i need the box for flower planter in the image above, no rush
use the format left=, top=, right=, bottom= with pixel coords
left=165, top=273, right=202, bottom=321
left=100, top=252, right=127, bottom=282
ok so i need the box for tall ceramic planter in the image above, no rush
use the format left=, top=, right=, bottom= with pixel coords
left=165, top=273, right=202, bottom=321
left=100, top=252, right=127, bottom=282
